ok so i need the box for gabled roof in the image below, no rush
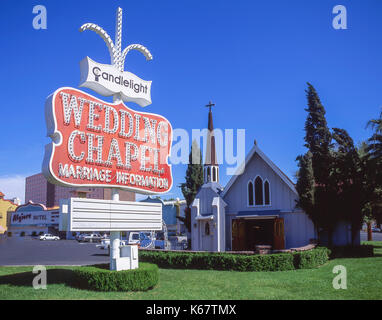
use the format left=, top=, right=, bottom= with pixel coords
left=221, top=143, right=297, bottom=197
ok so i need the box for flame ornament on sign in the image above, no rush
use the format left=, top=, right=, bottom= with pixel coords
left=79, top=8, right=153, bottom=107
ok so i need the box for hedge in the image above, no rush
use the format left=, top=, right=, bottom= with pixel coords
left=293, top=247, right=331, bottom=269
left=74, top=262, right=159, bottom=291
left=139, top=247, right=330, bottom=272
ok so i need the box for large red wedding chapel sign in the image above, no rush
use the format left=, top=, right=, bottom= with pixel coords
left=42, top=7, right=173, bottom=195
left=43, top=87, right=172, bottom=194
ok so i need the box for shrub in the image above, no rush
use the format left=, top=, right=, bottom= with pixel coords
left=293, top=247, right=331, bottom=269
left=139, top=249, right=329, bottom=272
left=39, top=232, right=44, bottom=236
left=20, top=232, right=25, bottom=237
left=31, top=231, right=37, bottom=237
left=7, top=232, right=12, bottom=237
left=330, top=245, right=374, bottom=258
left=74, top=262, right=159, bottom=291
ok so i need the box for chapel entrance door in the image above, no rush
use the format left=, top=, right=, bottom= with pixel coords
left=232, top=219, right=246, bottom=251
left=273, top=218, right=285, bottom=250
left=201, top=221, right=213, bottom=251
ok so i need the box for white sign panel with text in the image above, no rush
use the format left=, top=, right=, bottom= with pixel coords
left=59, top=197, right=162, bottom=232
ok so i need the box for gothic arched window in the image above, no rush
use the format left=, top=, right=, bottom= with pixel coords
left=264, top=180, right=270, bottom=205
left=248, top=181, right=254, bottom=206
left=213, top=167, right=216, bottom=182
left=207, top=167, right=211, bottom=181
left=255, top=176, right=264, bottom=205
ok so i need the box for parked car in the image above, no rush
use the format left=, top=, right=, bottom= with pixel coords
left=128, top=232, right=141, bottom=245
left=96, top=238, right=127, bottom=250
left=96, top=232, right=155, bottom=250
left=169, top=234, right=188, bottom=250
left=154, top=231, right=172, bottom=249
left=76, top=233, right=89, bottom=242
left=154, top=231, right=165, bottom=249
left=96, top=238, right=110, bottom=250
left=81, top=233, right=102, bottom=243
left=39, top=234, right=60, bottom=241
left=372, top=227, right=381, bottom=233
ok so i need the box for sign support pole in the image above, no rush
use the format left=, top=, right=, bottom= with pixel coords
left=109, top=93, right=122, bottom=271
left=109, top=188, right=120, bottom=270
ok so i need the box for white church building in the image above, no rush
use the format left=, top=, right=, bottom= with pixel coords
left=191, top=104, right=357, bottom=252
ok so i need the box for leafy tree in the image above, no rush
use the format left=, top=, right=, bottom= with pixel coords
left=366, top=111, right=382, bottom=160
left=364, top=111, right=382, bottom=231
left=178, top=140, right=204, bottom=233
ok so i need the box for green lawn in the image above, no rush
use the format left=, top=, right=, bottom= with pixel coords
left=0, top=241, right=381, bottom=300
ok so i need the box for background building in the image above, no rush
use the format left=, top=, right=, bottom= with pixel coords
left=140, top=196, right=187, bottom=234
left=7, top=202, right=59, bottom=237
left=25, top=173, right=135, bottom=207
left=0, top=192, right=18, bottom=234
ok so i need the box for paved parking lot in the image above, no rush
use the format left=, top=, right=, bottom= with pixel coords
left=361, top=231, right=382, bottom=241
left=0, top=232, right=380, bottom=266
left=0, top=237, right=109, bottom=266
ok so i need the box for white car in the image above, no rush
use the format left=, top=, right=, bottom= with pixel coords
left=39, top=234, right=60, bottom=241
left=96, top=239, right=126, bottom=250
left=96, top=238, right=110, bottom=250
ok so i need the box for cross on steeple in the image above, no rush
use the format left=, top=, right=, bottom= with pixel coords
left=205, top=101, right=215, bottom=113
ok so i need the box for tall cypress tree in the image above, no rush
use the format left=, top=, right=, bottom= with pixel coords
left=295, top=152, right=316, bottom=225
left=332, top=128, right=364, bottom=244
left=297, top=84, right=380, bottom=246
left=304, top=83, right=332, bottom=185
left=301, top=83, right=336, bottom=244
left=178, top=140, right=204, bottom=233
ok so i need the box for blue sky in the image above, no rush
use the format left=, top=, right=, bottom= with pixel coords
left=1, top=0, right=382, bottom=202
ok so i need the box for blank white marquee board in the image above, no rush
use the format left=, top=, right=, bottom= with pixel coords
left=59, top=197, right=162, bottom=232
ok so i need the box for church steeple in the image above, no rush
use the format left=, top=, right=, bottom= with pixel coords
left=204, top=101, right=219, bottom=183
